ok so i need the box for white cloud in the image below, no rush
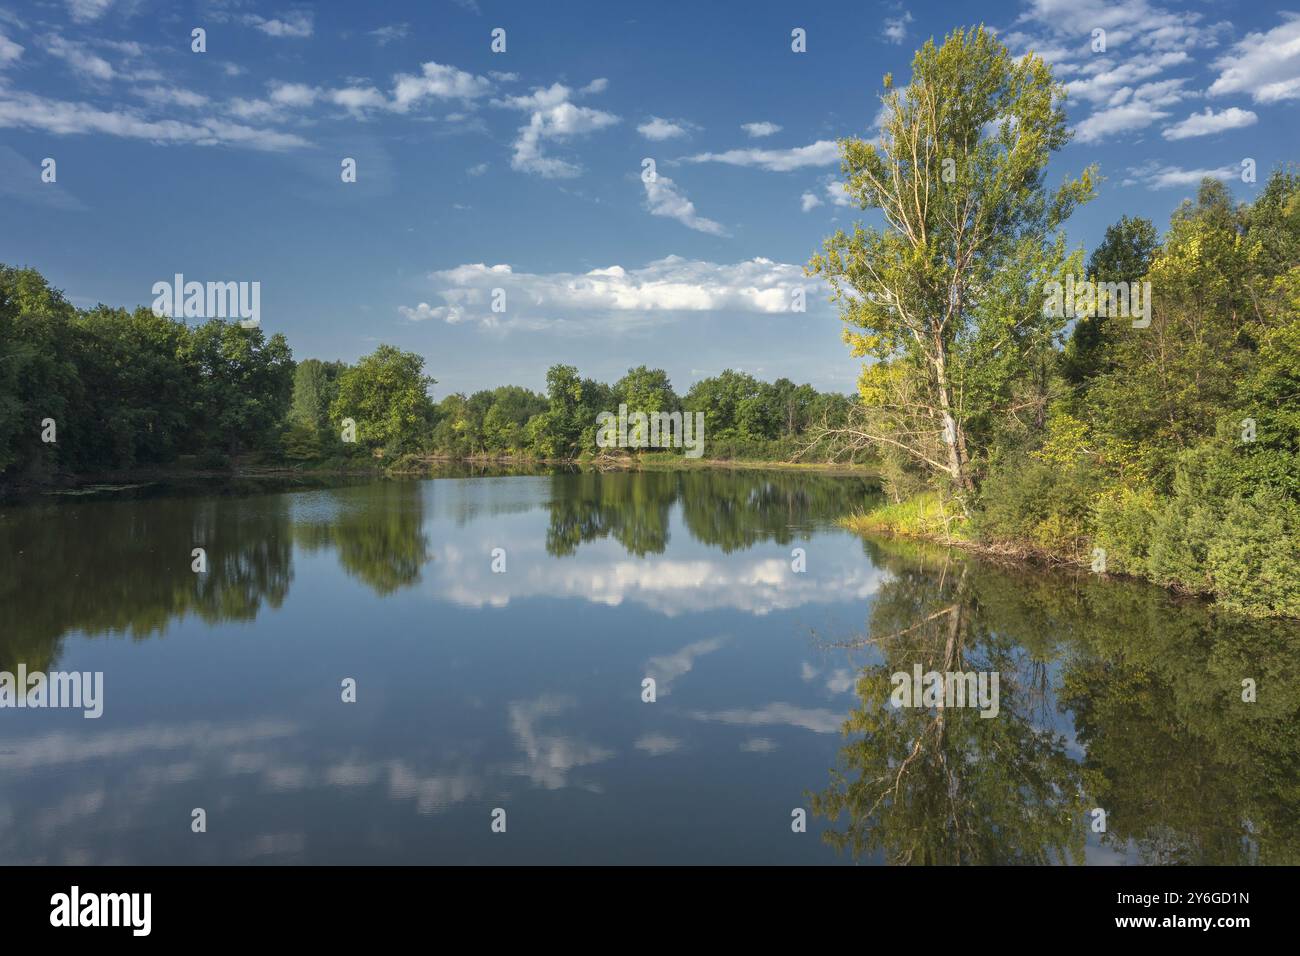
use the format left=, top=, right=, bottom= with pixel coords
left=1010, top=0, right=1231, bottom=145
left=1071, top=78, right=1193, bottom=143
left=66, top=0, right=113, bottom=23
left=883, top=12, right=913, bottom=45
left=1208, top=13, right=1300, bottom=103
left=1064, top=52, right=1190, bottom=104
left=637, top=116, right=690, bottom=140
left=400, top=256, right=823, bottom=332
left=741, top=121, right=781, bottom=138
left=44, top=34, right=116, bottom=81
left=496, top=81, right=619, bottom=178
left=1013, top=0, right=1228, bottom=57
left=244, top=12, right=314, bottom=39
left=222, top=62, right=246, bottom=77
left=686, top=140, right=839, bottom=172
left=269, top=81, right=318, bottom=107
left=132, top=86, right=209, bottom=108
left=1161, top=106, right=1258, bottom=140
left=1121, top=160, right=1238, bottom=190
left=0, top=89, right=310, bottom=150
left=368, top=23, right=408, bottom=46
left=0, top=31, right=22, bottom=66
left=466, top=162, right=488, bottom=176
left=643, top=174, right=728, bottom=235
left=391, top=61, right=493, bottom=111
left=1074, top=103, right=1170, bottom=142
left=800, top=191, right=823, bottom=212
left=329, top=85, right=386, bottom=113
left=823, top=179, right=853, bottom=207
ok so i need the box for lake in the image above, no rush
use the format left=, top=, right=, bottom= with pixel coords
left=1, top=468, right=1296, bottom=864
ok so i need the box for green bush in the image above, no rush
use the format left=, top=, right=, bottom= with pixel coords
left=975, top=453, right=1099, bottom=558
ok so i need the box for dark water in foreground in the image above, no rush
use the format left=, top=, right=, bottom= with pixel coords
left=1, top=469, right=1296, bottom=864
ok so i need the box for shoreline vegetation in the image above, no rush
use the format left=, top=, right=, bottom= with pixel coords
left=805, top=28, right=1300, bottom=622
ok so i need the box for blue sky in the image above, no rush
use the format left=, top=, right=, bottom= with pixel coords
left=1, top=0, right=1296, bottom=397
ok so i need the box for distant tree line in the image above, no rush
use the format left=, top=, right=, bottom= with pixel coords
left=0, top=268, right=857, bottom=490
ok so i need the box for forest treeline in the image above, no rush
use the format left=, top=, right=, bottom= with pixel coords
left=814, top=27, right=1300, bottom=619
left=0, top=265, right=856, bottom=492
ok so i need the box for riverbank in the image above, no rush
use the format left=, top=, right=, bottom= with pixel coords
left=840, top=490, right=1299, bottom=620
left=1, top=454, right=878, bottom=501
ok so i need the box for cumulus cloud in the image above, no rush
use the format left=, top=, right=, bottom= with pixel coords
left=1208, top=13, right=1300, bottom=103
left=66, top=0, right=113, bottom=23
left=1011, top=0, right=1229, bottom=59
left=391, top=61, right=493, bottom=111
left=1007, top=1, right=1231, bottom=147
left=883, top=12, right=913, bottom=44
left=44, top=34, right=116, bottom=81
left=244, top=12, right=314, bottom=38
left=1071, top=79, right=1191, bottom=142
left=637, top=116, right=690, bottom=140
left=801, top=178, right=852, bottom=211
left=1161, top=106, right=1257, bottom=140
left=686, top=140, right=839, bottom=172
left=399, top=256, right=821, bottom=332
left=642, top=174, right=728, bottom=235
left=0, top=31, right=22, bottom=66
left=496, top=81, right=619, bottom=178
left=1063, top=52, right=1190, bottom=104
left=741, top=121, right=781, bottom=138
left=1120, top=160, right=1238, bottom=190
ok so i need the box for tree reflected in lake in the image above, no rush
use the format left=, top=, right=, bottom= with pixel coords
left=813, top=537, right=1300, bottom=864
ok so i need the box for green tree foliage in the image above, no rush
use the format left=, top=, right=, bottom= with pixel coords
left=1060, top=215, right=1159, bottom=385
left=290, top=359, right=346, bottom=432
left=0, top=266, right=295, bottom=484
left=180, top=320, right=294, bottom=460
left=808, top=26, right=1096, bottom=497
left=329, top=344, right=436, bottom=456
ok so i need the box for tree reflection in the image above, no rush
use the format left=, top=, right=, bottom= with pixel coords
left=816, top=535, right=1300, bottom=864
left=0, top=493, right=292, bottom=672
left=294, top=482, right=430, bottom=595
left=544, top=469, right=880, bottom=556
left=811, top=541, right=1086, bottom=864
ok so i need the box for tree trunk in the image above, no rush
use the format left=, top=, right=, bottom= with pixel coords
left=932, top=347, right=975, bottom=494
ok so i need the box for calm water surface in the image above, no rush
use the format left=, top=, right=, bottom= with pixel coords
left=1, top=469, right=1296, bottom=864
